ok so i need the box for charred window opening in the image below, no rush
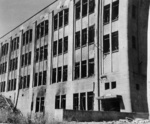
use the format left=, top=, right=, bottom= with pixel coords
left=41, top=22, right=44, bottom=37
left=89, top=25, right=95, bottom=44
left=38, top=72, right=42, bottom=86
left=80, top=93, right=86, bottom=110
left=55, top=96, right=60, bottom=109
left=34, top=73, right=38, bottom=87
left=82, top=0, right=88, bottom=17
left=75, top=62, right=80, bottom=79
left=53, top=41, right=57, bottom=56
left=58, top=39, right=62, bottom=55
left=44, top=45, right=48, bottom=60
left=81, top=60, right=87, bottom=78
left=82, top=28, right=87, bottom=46
left=105, top=82, right=110, bottom=90
left=28, top=52, right=31, bottom=65
left=57, top=67, right=62, bottom=82
left=103, top=34, right=110, bottom=54
left=40, top=46, right=44, bottom=61
left=54, top=14, right=58, bottom=30
left=27, top=75, right=30, bottom=88
left=61, top=95, right=66, bottom=109
left=76, top=1, right=80, bottom=20
left=75, top=31, right=80, bottom=49
left=87, top=92, right=93, bottom=110
left=132, top=5, right=136, bottom=19
left=112, top=31, right=118, bottom=52
left=64, top=36, right=68, bottom=53
left=73, top=94, right=79, bottom=110
left=89, top=58, right=94, bottom=76
left=132, top=36, right=136, bottom=49
left=111, top=81, right=116, bottom=89
left=63, top=65, right=68, bottom=82
left=43, top=71, right=47, bottom=85
left=104, top=4, right=110, bottom=24
left=35, top=48, right=39, bottom=62
left=52, top=68, right=56, bottom=83
left=45, top=20, right=49, bottom=35
left=59, top=11, right=63, bottom=28
left=112, top=0, right=119, bottom=21
left=89, top=0, right=95, bottom=14
left=64, top=9, right=69, bottom=25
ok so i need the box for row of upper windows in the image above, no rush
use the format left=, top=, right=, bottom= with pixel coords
left=9, top=57, right=18, bottom=71
left=0, top=62, right=7, bottom=74
left=7, top=78, right=16, bottom=92
left=23, top=29, right=32, bottom=46
left=0, top=81, right=5, bottom=92
left=1, top=43, right=9, bottom=56
left=11, top=37, right=19, bottom=52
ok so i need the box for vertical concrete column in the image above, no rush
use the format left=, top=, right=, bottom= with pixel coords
left=5, top=37, right=12, bottom=93
left=15, top=30, right=23, bottom=107
left=29, top=21, right=37, bottom=113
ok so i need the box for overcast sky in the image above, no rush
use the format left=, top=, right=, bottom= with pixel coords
left=0, top=0, right=55, bottom=37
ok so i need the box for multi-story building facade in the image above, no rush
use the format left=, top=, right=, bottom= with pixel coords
left=0, top=0, right=149, bottom=120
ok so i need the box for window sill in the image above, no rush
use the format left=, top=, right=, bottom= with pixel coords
left=75, top=47, right=80, bottom=50
left=103, top=52, right=110, bottom=55
left=104, top=22, right=109, bottom=25
left=89, top=11, right=95, bottom=15
left=54, top=28, right=58, bottom=31
left=53, top=55, right=57, bottom=57
left=58, top=53, right=62, bottom=56
left=82, top=44, right=87, bottom=48
left=112, top=49, right=119, bottom=53
left=82, top=14, right=87, bottom=18
left=64, top=51, right=68, bottom=54
left=88, top=42, right=94, bottom=46
left=112, top=17, right=118, bottom=22
left=76, top=18, right=80, bottom=21
left=64, top=23, right=68, bottom=27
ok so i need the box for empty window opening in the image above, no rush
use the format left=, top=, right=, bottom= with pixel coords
left=87, top=92, right=94, bottom=110
left=38, top=72, right=42, bottom=86
left=112, top=31, right=118, bottom=52
left=64, top=36, right=68, bottom=53
left=136, top=84, right=140, bottom=90
left=82, top=0, right=88, bottom=17
left=73, top=94, right=79, bottom=110
left=89, top=58, right=94, bottom=76
left=132, top=5, right=136, bottom=19
left=28, top=52, right=31, bottom=65
left=34, top=73, right=38, bottom=87
left=55, top=96, right=60, bottom=109
left=132, top=36, right=136, bottom=49
left=40, top=47, right=44, bottom=61
left=89, top=25, right=95, bottom=44
left=64, top=9, right=69, bottom=25
left=75, top=62, right=80, bottom=79
left=27, top=75, right=30, bottom=88
left=61, top=95, right=66, bottom=109
left=53, top=41, right=57, bottom=56
left=104, top=4, right=110, bottom=24
left=45, top=20, right=49, bottom=35
left=105, top=82, right=110, bottom=90
left=81, top=60, right=87, bottom=78
left=75, top=31, right=80, bottom=49
left=54, top=14, right=58, bottom=30
left=43, top=71, right=47, bottom=85
left=57, top=67, right=62, bottom=82
left=111, top=81, right=116, bottom=89
left=76, top=1, right=81, bottom=20
left=23, top=76, right=26, bottom=89
left=25, top=53, right=28, bottom=66
left=82, top=28, right=87, bottom=46
left=23, top=33, right=26, bottom=46
left=40, top=97, right=45, bottom=112
left=80, top=93, right=86, bottom=110
left=58, top=39, right=62, bottom=55
left=44, top=45, right=48, bottom=60
left=29, top=29, right=32, bottom=42
left=41, top=22, right=44, bottom=37
left=89, top=0, right=95, bottom=14
left=36, top=98, right=40, bottom=112
left=26, top=31, right=29, bottom=44
left=112, top=0, right=119, bottom=21
left=36, top=48, right=39, bottom=62
left=63, top=65, right=68, bottom=82
left=52, top=68, right=56, bottom=83
left=59, top=11, right=63, bottom=28
left=103, top=34, right=110, bottom=54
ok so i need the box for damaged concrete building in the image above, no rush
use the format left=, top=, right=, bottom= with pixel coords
left=0, top=0, right=149, bottom=121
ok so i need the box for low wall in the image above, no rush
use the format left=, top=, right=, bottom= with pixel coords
left=61, top=110, right=149, bottom=122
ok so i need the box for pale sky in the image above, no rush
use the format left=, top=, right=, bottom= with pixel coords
left=0, top=0, right=55, bottom=37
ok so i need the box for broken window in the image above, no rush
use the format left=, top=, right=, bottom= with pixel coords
left=89, top=0, right=95, bottom=14
left=111, top=81, right=116, bottom=89
left=21, top=55, right=24, bottom=67
left=34, top=73, right=38, bottom=87
left=112, top=0, right=119, bottom=21
left=58, top=39, right=62, bottom=55
left=54, top=14, right=58, bottom=30
left=87, top=92, right=93, bottom=110
left=41, top=22, right=44, bottom=37
left=27, top=75, right=30, bottom=88
left=43, top=71, right=47, bottom=85
left=40, top=97, right=45, bottom=112
left=82, top=0, right=88, bottom=17
left=103, top=34, right=110, bottom=54
left=35, top=98, right=40, bottom=112
left=15, top=58, right=18, bottom=69
left=55, top=96, right=60, bottom=109
left=26, top=30, right=29, bottom=44
left=63, top=65, right=68, bottom=82
left=82, top=28, right=87, bottom=46
left=35, top=48, right=39, bottom=62
left=81, top=60, right=87, bottom=78
left=89, top=25, right=95, bottom=44
left=80, top=93, right=86, bottom=110
left=61, top=95, right=66, bottom=109
left=75, top=31, right=80, bottom=49
left=40, top=46, right=44, bottom=61
left=52, top=68, right=56, bottom=83
left=73, top=94, right=79, bottom=110
left=132, top=5, right=136, bottom=19
left=23, top=76, right=26, bottom=89
left=112, top=31, right=118, bottom=52
left=76, top=1, right=80, bottom=20
left=29, top=29, right=32, bottom=42
left=89, top=58, right=94, bottom=76
left=64, top=36, right=68, bottom=53
left=64, top=9, right=69, bottom=25
left=132, top=36, right=136, bottom=49
left=14, top=79, right=16, bottom=90
left=59, top=11, right=63, bottom=28
left=105, top=82, right=110, bottom=90
left=37, top=24, right=40, bottom=39
left=23, top=33, right=26, bottom=46
left=53, top=41, right=57, bottom=56
left=44, top=45, right=48, bottom=60
left=38, top=72, right=42, bottom=86
left=104, top=4, right=110, bottom=24
left=57, top=67, right=62, bottom=82
left=28, top=52, right=31, bottom=65
left=75, top=62, right=80, bottom=79
left=45, top=20, right=49, bottom=35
